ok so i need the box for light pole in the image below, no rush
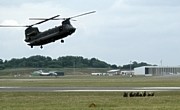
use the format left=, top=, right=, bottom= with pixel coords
left=130, top=61, right=132, bottom=71
left=130, top=61, right=133, bottom=77
left=73, top=61, right=76, bottom=74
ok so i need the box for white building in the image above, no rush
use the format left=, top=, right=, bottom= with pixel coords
left=91, top=73, right=107, bottom=76
left=91, top=73, right=103, bottom=76
left=121, top=70, right=134, bottom=76
left=134, top=66, right=180, bottom=76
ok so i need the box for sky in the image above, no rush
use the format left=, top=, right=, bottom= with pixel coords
left=0, top=0, right=180, bottom=66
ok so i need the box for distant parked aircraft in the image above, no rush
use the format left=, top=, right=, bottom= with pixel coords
left=39, top=70, right=57, bottom=76
left=32, top=70, right=57, bottom=76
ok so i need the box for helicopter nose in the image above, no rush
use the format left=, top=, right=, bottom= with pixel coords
left=69, top=27, right=76, bottom=34
left=71, top=27, right=76, bottom=33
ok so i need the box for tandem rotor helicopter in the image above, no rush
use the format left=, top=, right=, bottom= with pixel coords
left=0, top=11, right=96, bottom=49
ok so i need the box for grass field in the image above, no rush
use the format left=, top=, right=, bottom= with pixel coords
left=0, top=75, right=180, bottom=87
left=0, top=68, right=180, bottom=109
left=0, top=92, right=180, bottom=110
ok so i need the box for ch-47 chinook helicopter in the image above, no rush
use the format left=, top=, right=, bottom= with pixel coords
left=0, top=11, right=96, bottom=49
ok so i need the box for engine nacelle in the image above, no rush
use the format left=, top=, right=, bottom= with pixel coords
left=25, top=27, right=40, bottom=42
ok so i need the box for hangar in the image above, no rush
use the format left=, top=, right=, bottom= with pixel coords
left=134, top=66, right=180, bottom=76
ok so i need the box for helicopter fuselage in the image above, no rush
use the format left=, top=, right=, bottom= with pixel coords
left=25, top=22, right=76, bottom=48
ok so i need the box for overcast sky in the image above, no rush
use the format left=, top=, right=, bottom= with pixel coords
left=1, top=0, right=180, bottom=66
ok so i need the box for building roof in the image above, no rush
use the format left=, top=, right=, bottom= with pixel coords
left=135, top=66, right=180, bottom=69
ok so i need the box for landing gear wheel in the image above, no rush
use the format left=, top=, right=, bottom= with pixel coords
left=61, top=39, right=64, bottom=43
left=40, top=45, right=43, bottom=49
left=31, top=45, right=33, bottom=48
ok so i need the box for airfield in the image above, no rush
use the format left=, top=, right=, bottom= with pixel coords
left=0, top=75, right=180, bottom=110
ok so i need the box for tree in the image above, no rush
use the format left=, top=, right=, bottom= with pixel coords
left=0, top=59, right=5, bottom=70
left=0, top=59, right=3, bottom=64
left=1, top=56, right=155, bottom=69
left=122, top=61, right=153, bottom=70
left=89, top=58, right=110, bottom=68
left=111, top=64, right=118, bottom=69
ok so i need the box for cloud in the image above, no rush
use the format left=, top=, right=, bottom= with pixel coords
left=0, top=0, right=45, bottom=7
left=0, top=20, right=19, bottom=25
left=122, top=0, right=180, bottom=7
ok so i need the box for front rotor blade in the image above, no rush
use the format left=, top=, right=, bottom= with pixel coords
left=70, top=11, right=96, bottom=19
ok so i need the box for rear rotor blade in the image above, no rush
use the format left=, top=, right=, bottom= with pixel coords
left=29, top=15, right=60, bottom=27
left=29, top=18, right=76, bottom=21
left=29, top=18, right=63, bottom=20
left=0, top=25, right=29, bottom=27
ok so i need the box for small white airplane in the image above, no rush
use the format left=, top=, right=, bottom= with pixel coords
left=34, top=70, right=57, bottom=76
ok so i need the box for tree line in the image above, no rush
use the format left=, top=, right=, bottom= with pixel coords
left=0, top=55, right=154, bottom=70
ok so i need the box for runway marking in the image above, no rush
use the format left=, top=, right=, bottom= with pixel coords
left=0, top=87, right=20, bottom=89
left=54, top=90, right=162, bottom=92
left=0, top=87, right=180, bottom=92
left=140, top=87, right=180, bottom=89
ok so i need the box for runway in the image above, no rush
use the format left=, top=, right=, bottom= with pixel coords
left=0, top=87, right=180, bottom=92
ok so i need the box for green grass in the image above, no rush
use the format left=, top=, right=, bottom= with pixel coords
left=0, top=92, right=180, bottom=110
left=0, top=76, right=180, bottom=87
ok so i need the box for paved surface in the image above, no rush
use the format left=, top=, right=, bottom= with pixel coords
left=0, top=87, right=180, bottom=92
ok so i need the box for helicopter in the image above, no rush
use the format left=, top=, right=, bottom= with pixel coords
left=0, top=11, right=96, bottom=49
